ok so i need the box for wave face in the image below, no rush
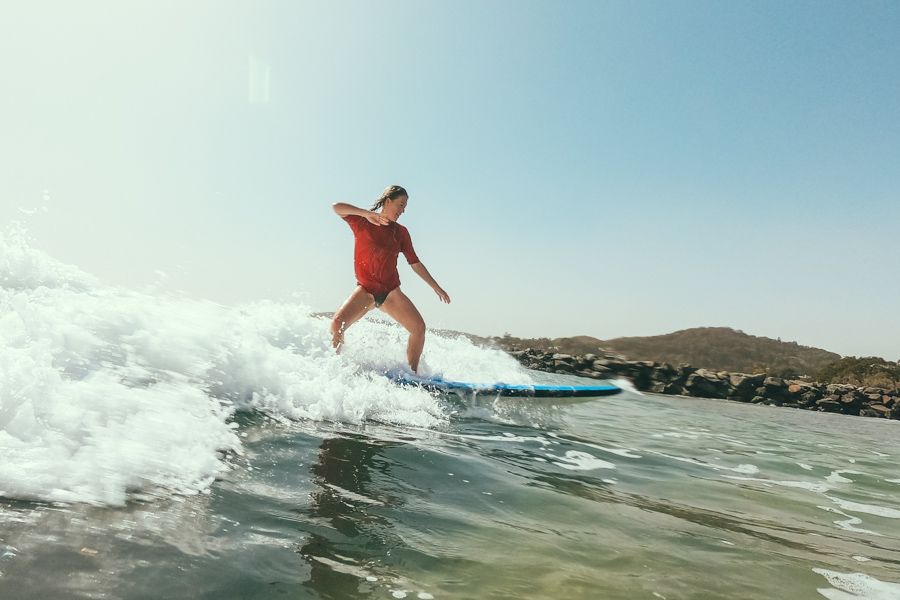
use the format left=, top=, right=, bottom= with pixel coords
left=0, top=224, right=526, bottom=505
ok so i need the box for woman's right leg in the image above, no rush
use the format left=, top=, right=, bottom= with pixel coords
left=331, top=286, right=376, bottom=352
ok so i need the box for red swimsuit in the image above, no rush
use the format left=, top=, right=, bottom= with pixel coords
left=343, top=215, right=420, bottom=301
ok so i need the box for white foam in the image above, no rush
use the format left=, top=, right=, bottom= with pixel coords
left=800, top=463, right=815, bottom=471
left=826, top=471, right=864, bottom=484
left=732, top=464, right=760, bottom=474
left=654, top=431, right=701, bottom=439
left=651, top=451, right=758, bottom=475
left=546, top=433, right=642, bottom=458
left=0, top=226, right=533, bottom=505
left=546, top=450, right=615, bottom=471
left=813, top=568, right=900, bottom=599
left=817, top=506, right=883, bottom=536
left=826, top=496, right=900, bottom=519
left=725, top=476, right=830, bottom=494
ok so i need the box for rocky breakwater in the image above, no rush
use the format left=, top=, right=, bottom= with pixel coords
left=509, top=348, right=900, bottom=421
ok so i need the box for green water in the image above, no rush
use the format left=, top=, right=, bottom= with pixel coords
left=1, top=379, right=899, bottom=599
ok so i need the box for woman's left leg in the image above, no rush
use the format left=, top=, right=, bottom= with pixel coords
left=378, top=288, right=426, bottom=373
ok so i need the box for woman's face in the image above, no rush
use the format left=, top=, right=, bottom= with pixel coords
left=382, top=195, right=408, bottom=221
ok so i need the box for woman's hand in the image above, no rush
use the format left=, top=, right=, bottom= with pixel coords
left=364, top=211, right=391, bottom=226
left=434, top=286, right=451, bottom=304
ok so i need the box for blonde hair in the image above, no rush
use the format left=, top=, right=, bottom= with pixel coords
left=371, top=185, right=408, bottom=211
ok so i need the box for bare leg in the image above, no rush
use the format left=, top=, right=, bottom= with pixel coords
left=331, top=286, right=376, bottom=352
left=378, top=288, right=426, bottom=372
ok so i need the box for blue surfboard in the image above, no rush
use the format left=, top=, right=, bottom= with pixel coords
left=387, top=371, right=621, bottom=398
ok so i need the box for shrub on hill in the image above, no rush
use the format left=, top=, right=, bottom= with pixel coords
left=816, top=356, right=900, bottom=388
left=491, top=327, right=841, bottom=377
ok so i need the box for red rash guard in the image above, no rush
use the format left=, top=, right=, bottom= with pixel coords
left=343, top=215, right=420, bottom=296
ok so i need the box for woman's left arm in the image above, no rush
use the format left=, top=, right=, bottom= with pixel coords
left=410, top=262, right=451, bottom=304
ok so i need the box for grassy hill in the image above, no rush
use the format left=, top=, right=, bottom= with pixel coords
left=491, top=327, right=841, bottom=377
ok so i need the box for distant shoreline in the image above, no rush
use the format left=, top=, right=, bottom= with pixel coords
left=511, top=348, right=900, bottom=421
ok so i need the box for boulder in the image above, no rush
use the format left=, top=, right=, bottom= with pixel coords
left=684, top=369, right=730, bottom=399
left=800, top=391, right=822, bottom=406
left=826, top=383, right=856, bottom=395
left=764, top=376, right=786, bottom=389
left=860, top=405, right=891, bottom=418
left=840, top=390, right=865, bottom=407
left=816, top=398, right=842, bottom=412
left=648, top=381, right=668, bottom=394
left=730, top=374, right=765, bottom=402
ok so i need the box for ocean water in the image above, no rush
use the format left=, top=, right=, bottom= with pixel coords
left=2, top=224, right=899, bottom=600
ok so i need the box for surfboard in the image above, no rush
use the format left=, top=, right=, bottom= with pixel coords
left=387, top=371, right=622, bottom=398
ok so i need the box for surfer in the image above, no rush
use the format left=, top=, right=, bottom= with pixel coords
left=331, top=185, right=451, bottom=373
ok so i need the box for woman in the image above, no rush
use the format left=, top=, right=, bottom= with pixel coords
left=331, top=185, right=451, bottom=373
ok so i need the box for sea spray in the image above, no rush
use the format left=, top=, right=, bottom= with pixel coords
left=0, top=225, right=527, bottom=505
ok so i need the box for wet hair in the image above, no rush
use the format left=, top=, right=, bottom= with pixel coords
left=371, top=185, right=408, bottom=212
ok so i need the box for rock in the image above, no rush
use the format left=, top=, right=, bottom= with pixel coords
left=648, top=381, right=668, bottom=394
left=684, top=370, right=730, bottom=399
left=800, top=391, right=822, bottom=406
left=826, top=384, right=855, bottom=395
left=840, top=390, right=864, bottom=406
left=764, top=376, right=786, bottom=389
left=866, top=393, right=884, bottom=403
left=867, top=405, right=891, bottom=418
left=751, top=396, right=767, bottom=404
left=552, top=353, right=573, bottom=362
left=663, top=382, right=685, bottom=395
left=816, top=399, right=842, bottom=412
left=729, top=374, right=765, bottom=402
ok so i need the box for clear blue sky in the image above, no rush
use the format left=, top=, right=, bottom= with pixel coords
left=2, top=0, right=898, bottom=359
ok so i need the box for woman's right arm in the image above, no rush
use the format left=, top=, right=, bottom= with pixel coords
left=332, top=203, right=390, bottom=225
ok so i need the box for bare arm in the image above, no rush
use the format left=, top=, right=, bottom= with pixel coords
left=332, top=202, right=390, bottom=226
left=411, top=262, right=451, bottom=304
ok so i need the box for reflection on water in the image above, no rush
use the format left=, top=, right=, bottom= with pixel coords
left=300, top=433, right=401, bottom=599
